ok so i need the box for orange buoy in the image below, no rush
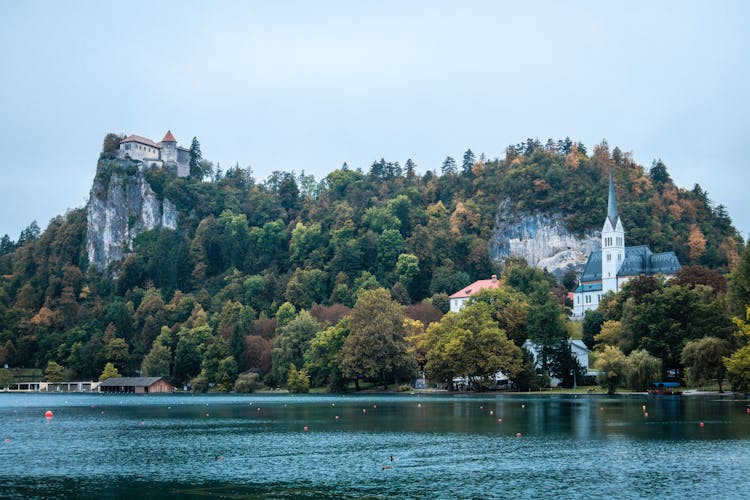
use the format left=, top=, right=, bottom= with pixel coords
left=4, top=438, right=11, bottom=444
left=644, top=412, right=649, bottom=417
left=140, top=421, right=145, bottom=425
left=45, top=410, right=53, bottom=419
left=303, top=426, right=309, bottom=431
left=335, top=415, right=339, bottom=420
left=515, top=432, right=522, bottom=437
left=700, top=422, right=705, bottom=428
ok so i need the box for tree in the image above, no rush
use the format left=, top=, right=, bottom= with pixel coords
left=725, top=345, right=750, bottom=394
left=594, top=346, right=628, bottom=394
left=99, top=362, right=121, bottom=381
left=0, top=368, right=12, bottom=389
left=548, top=340, right=585, bottom=388
left=173, top=335, right=202, bottom=386
left=681, top=337, right=729, bottom=391
left=102, top=133, right=122, bottom=153
left=141, top=341, right=172, bottom=378
left=304, top=319, right=350, bottom=391
left=649, top=159, right=672, bottom=187
left=526, top=288, right=567, bottom=372
left=45, top=361, right=65, bottom=382
left=234, top=372, right=261, bottom=393
left=468, top=288, right=529, bottom=347
left=272, top=310, right=321, bottom=384
left=461, top=149, right=476, bottom=173
left=441, top=156, right=457, bottom=176
left=287, top=363, right=310, bottom=393
left=581, top=310, right=604, bottom=349
left=626, top=350, right=662, bottom=392
left=424, top=302, right=522, bottom=389
left=189, top=137, right=203, bottom=179
left=340, top=288, right=416, bottom=389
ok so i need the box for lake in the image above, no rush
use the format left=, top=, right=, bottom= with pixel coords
left=1, top=392, right=748, bottom=499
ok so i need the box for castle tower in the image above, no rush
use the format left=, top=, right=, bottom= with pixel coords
left=601, top=169, right=624, bottom=294
left=160, top=130, right=177, bottom=163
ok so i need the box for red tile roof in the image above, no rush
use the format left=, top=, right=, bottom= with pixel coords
left=449, top=275, right=501, bottom=299
left=161, top=130, right=176, bottom=142
left=120, top=135, right=162, bottom=149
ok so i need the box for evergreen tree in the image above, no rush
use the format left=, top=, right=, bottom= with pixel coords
left=189, top=137, right=203, bottom=179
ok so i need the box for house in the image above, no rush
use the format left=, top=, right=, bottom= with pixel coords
left=571, top=170, right=680, bottom=318
left=118, top=130, right=190, bottom=177
left=98, top=377, right=173, bottom=394
left=448, top=274, right=502, bottom=313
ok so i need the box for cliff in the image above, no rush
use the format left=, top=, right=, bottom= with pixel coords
left=86, top=156, right=178, bottom=271
left=490, top=202, right=600, bottom=281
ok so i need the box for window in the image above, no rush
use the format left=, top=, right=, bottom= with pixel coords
left=607, top=253, right=611, bottom=262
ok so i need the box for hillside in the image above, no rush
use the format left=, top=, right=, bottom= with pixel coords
left=0, top=136, right=743, bottom=379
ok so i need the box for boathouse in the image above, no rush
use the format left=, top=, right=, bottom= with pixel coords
left=98, top=377, right=173, bottom=394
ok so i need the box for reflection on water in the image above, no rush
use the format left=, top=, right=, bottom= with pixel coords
left=1, top=393, right=748, bottom=498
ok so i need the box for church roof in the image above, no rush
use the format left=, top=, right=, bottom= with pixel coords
left=120, top=135, right=162, bottom=149
left=580, top=245, right=681, bottom=283
left=161, top=130, right=177, bottom=143
left=606, top=169, right=619, bottom=227
left=449, top=275, right=501, bottom=299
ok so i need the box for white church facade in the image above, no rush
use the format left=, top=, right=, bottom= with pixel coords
left=118, top=130, right=190, bottom=178
left=572, top=170, right=681, bottom=318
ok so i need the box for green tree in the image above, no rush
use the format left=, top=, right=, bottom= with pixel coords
left=626, top=349, right=662, bottom=392
left=99, top=362, right=121, bottom=381
left=581, top=310, right=604, bottom=349
left=526, top=288, right=567, bottom=372
left=0, top=368, right=12, bottom=389
left=189, top=137, right=203, bottom=179
left=548, top=340, right=585, bottom=388
left=303, top=319, right=350, bottom=391
left=272, top=310, right=321, bottom=384
left=287, top=363, right=310, bottom=393
left=681, top=337, right=729, bottom=391
left=594, top=345, right=628, bottom=394
left=468, top=288, right=528, bottom=347
left=216, top=356, right=238, bottom=391
left=45, top=361, right=65, bottom=382
left=234, top=372, right=261, bottom=393
left=340, top=288, right=415, bottom=389
left=621, top=284, right=734, bottom=375
left=140, top=341, right=172, bottom=378
left=725, top=345, right=750, bottom=393
left=173, top=335, right=202, bottom=386
left=424, top=302, right=522, bottom=389
left=102, top=133, right=122, bottom=153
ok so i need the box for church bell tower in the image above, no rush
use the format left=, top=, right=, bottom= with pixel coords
left=601, top=169, right=624, bottom=294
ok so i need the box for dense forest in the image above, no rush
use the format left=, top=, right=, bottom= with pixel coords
left=1, top=136, right=749, bottom=393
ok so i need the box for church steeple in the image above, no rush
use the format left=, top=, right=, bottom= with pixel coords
left=607, top=168, right=619, bottom=227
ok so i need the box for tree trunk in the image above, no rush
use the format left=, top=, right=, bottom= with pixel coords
left=355, top=378, right=360, bottom=391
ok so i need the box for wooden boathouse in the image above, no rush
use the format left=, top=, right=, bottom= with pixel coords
left=98, top=377, right=173, bottom=394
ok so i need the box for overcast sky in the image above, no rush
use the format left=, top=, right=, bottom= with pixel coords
left=1, top=1, right=749, bottom=240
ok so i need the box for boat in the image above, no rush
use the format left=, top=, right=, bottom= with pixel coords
left=648, top=381, right=682, bottom=395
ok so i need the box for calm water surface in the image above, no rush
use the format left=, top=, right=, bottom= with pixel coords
left=1, top=393, right=748, bottom=499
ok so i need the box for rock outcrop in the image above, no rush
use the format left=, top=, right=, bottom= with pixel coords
left=86, top=156, right=178, bottom=271
left=490, top=202, right=599, bottom=281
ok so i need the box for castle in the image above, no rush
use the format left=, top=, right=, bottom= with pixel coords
left=572, top=170, right=681, bottom=318
left=118, top=130, right=190, bottom=177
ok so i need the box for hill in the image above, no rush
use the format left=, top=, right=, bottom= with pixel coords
left=0, top=136, right=743, bottom=380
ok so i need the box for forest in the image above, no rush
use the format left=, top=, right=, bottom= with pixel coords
left=1, top=135, right=749, bottom=393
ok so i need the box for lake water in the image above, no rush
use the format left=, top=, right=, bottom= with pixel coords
left=1, top=392, right=749, bottom=499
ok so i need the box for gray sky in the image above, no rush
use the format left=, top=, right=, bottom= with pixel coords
left=1, top=1, right=749, bottom=240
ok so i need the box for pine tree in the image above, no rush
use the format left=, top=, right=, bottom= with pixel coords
left=189, top=137, right=203, bottom=179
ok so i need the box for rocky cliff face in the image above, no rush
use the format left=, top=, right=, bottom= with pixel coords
left=490, top=202, right=600, bottom=281
left=86, top=157, right=178, bottom=271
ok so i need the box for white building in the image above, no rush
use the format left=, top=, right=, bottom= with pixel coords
left=118, top=130, right=190, bottom=178
left=448, top=274, right=502, bottom=313
left=522, top=338, right=594, bottom=385
left=571, top=170, right=680, bottom=318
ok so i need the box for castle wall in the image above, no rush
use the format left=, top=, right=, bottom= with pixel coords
left=120, top=142, right=160, bottom=162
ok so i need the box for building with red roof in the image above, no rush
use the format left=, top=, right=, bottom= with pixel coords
left=448, top=274, right=502, bottom=313
left=118, top=130, right=190, bottom=177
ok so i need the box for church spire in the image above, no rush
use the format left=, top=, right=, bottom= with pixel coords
left=607, top=168, right=619, bottom=227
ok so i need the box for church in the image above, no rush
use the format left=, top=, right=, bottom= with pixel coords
left=572, top=170, right=681, bottom=318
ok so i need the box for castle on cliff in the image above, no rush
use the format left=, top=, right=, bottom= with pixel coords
left=571, top=170, right=681, bottom=318
left=118, top=130, right=190, bottom=177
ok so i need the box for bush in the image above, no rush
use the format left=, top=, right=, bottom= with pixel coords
left=287, top=364, right=310, bottom=393
left=190, top=373, right=208, bottom=393
left=234, top=372, right=261, bottom=393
